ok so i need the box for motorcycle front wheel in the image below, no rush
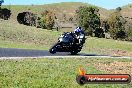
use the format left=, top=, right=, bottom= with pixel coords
left=49, top=43, right=58, bottom=54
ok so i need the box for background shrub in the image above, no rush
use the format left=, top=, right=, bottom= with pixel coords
left=76, top=6, right=101, bottom=36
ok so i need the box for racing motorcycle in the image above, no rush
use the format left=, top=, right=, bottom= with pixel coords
left=49, top=32, right=86, bottom=55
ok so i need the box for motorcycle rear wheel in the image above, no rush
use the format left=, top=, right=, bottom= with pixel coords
left=70, top=50, right=78, bottom=55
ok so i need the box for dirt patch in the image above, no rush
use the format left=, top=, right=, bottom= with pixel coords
left=89, top=48, right=132, bottom=57
left=112, top=50, right=132, bottom=57
left=93, top=61, right=132, bottom=76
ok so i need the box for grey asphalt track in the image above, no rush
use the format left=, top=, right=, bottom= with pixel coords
left=0, top=48, right=131, bottom=59
left=0, top=48, right=70, bottom=57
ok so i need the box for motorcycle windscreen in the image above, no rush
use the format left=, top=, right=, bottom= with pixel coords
left=59, top=37, right=69, bottom=43
left=59, top=34, right=73, bottom=43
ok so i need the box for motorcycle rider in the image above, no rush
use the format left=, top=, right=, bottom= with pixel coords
left=73, top=27, right=85, bottom=44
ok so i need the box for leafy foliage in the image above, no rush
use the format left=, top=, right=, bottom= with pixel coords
left=125, top=28, right=132, bottom=41
left=94, top=28, right=105, bottom=38
left=0, top=0, right=4, bottom=6
left=108, top=8, right=127, bottom=40
left=101, top=20, right=109, bottom=33
left=116, top=7, right=122, bottom=12
left=17, top=12, right=37, bottom=26
left=76, top=6, right=101, bottom=36
left=38, top=10, right=55, bottom=30
left=37, top=16, right=46, bottom=29
left=0, top=8, right=11, bottom=20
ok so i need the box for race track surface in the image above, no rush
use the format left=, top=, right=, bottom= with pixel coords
left=0, top=48, right=70, bottom=57
left=0, top=48, right=131, bottom=59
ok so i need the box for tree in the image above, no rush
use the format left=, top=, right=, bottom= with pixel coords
left=0, top=8, right=11, bottom=20
left=24, top=12, right=37, bottom=26
left=76, top=6, right=101, bottom=36
left=37, top=16, right=46, bottom=29
left=116, top=7, right=122, bottom=12
left=94, top=28, right=105, bottom=38
left=17, top=12, right=37, bottom=26
left=0, top=0, right=4, bottom=6
left=101, top=20, right=109, bottom=32
left=108, top=8, right=127, bottom=39
left=38, top=10, right=55, bottom=30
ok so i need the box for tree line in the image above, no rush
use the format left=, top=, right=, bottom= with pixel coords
left=76, top=6, right=132, bottom=41
left=0, top=0, right=131, bottom=41
left=0, top=0, right=4, bottom=6
left=16, top=10, right=55, bottom=30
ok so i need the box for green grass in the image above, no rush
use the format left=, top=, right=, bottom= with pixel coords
left=0, top=58, right=131, bottom=88
left=82, top=37, right=132, bottom=54
left=0, top=39, right=48, bottom=50
left=0, top=20, right=61, bottom=50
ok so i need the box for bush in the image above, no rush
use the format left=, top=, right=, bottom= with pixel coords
left=101, top=20, right=109, bottom=32
left=94, top=28, right=105, bottom=38
left=0, top=0, right=4, bottom=6
left=76, top=6, right=100, bottom=36
left=37, top=16, right=46, bottom=29
left=108, top=8, right=127, bottom=40
left=127, top=28, right=132, bottom=37
left=17, top=12, right=37, bottom=26
left=125, top=29, right=132, bottom=41
left=116, top=30, right=127, bottom=39
left=38, top=10, right=55, bottom=30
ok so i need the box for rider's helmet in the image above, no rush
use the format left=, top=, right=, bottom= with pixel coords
left=74, top=27, right=82, bottom=35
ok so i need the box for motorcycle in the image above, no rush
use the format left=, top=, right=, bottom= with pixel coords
left=49, top=32, right=86, bottom=55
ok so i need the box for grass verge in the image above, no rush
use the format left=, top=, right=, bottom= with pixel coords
left=0, top=39, right=48, bottom=50
left=0, top=58, right=131, bottom=88
left=82, top=37, right=132, bottom=55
